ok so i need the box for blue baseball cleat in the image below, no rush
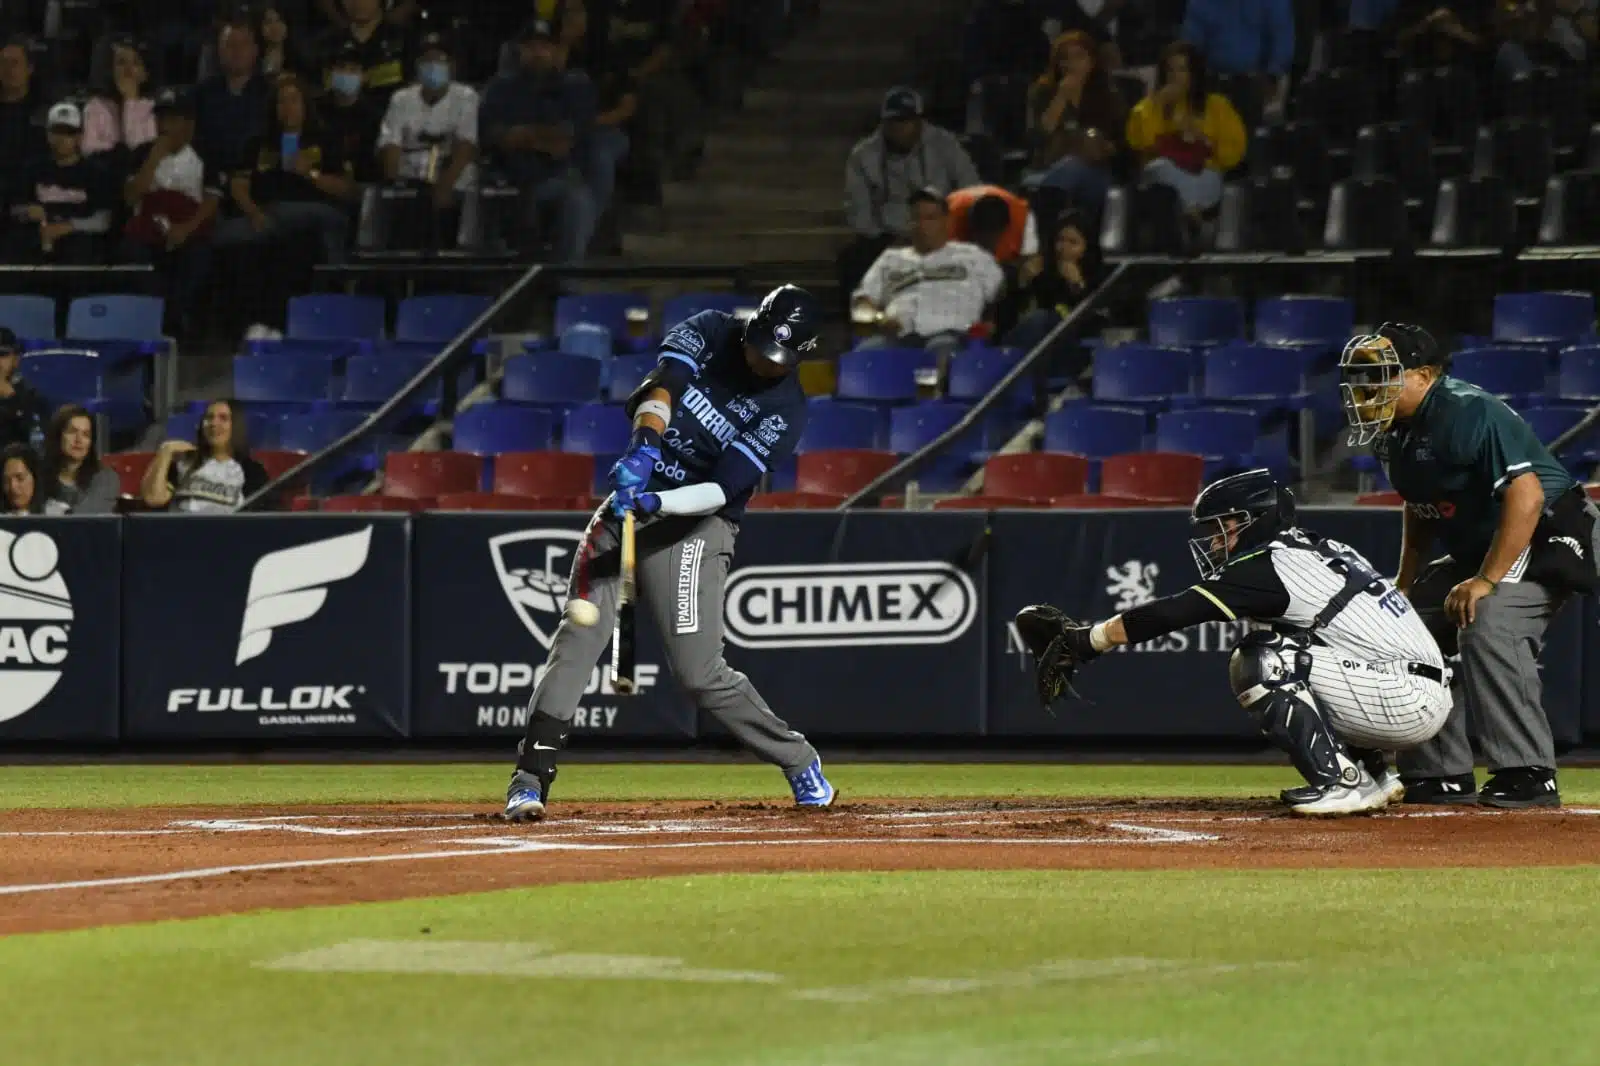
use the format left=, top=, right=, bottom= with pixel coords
left=787, top=758, right=837, bottom=807
left=504, top=771, right=546, bottom=822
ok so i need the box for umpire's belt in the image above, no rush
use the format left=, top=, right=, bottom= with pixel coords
left=1408, top=662, right=1444, bottom=684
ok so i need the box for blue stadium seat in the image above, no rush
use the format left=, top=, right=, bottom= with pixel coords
left=836, top=348, right=932, bottom=404
left=559, top=323, right=613, bottom=361
left=1155, top=408, right=1262, bottom=475
left=1450, top=347, right=1549, bottom=404
left=276, top=409, right=366, bottom=452
left=889, top=401, right=993, bottom=467
left=1253, top=296, right=1353, bottom=348
left=1201, top=344, right=1311, bottom=415
left=245, top=408, right=282, bottom=448
left=1557, top=344, right=1600, bottom=400
left=502, top=352, right=604, bottom=407
left=947, top=346, right=1029, bottom=406
left=1493, top=291, right=1595, bottom=344
left=286, top=294, right=386, bottom=341
left=247, top=338, right=364, bottom=360
left=365, top=339, right=444, bottom=360
left=0, top=295, right=56, bottom=340
left=661, top=292, right=754, bottom=332
left=232, top=354, right=336, bottom=405
left=1043, top=402, right=1147, bottom=456
left=1522, top=404, right=1595, bottom=457
left=1147, top=297, right=1243, bottom=348
left=396, top=294, right=492, bottom=342
left=606, top=353, right=658, bottom=403
left=341, top=353, right=442, bottom=414
left=554, top=292, right=648, bottom=338
left=798, top=401, right=885, bottom=451
left=164, top=409, right=201, bottom=442
left=454, top=402, right=558, bottom=454
left=1092, top=345, right=1194, bottom=407
left=562, top=403, right=632, bottom=489
left=67, top=294, right=162, bottom=340
left=20, top=352, right=105, bottom=407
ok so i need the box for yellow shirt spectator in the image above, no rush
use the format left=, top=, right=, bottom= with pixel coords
left=1125, top=91, right=1247, bottom=173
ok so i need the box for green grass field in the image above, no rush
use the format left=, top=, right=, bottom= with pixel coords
left=2, top=763, right=1599, bottom=1065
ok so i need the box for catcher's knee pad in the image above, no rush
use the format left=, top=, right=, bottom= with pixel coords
left=1228, top=630, right=1306, bottom=710
left=1228, top=632, right=1350, bottom=788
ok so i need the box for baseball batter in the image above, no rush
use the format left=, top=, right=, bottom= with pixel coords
left=503, top=285, right=836, bottom=821
left=1016, top=469, right=1451, bottom=816
left=1341, top=322, right=1600, bottom=808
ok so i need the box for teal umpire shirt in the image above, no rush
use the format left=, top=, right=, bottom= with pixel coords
left=1378, top=376, right=1577, bottom=566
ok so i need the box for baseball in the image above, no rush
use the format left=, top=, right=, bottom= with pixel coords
left=565, top=598, right=600, bottom=627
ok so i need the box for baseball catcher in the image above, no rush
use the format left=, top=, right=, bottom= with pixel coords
left=1016, top=468, right=1452, bottom=817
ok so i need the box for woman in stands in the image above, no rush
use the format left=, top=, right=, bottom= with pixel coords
left=83, top=37, right=157, bottom=161
left=1028, top=30, right=1125, bottom=231
left=39, top=405, right=121, bottom=514
left=1003, top=209, right=1108, bottom=386
left=140, top=398, right=270, bottom=513
left=1125, top=41, right=1246, bottom=216
left=258, top=4, right=310, bottom=79
left=2, top=443, right=44, bottom=515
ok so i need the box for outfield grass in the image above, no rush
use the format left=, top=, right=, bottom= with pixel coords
left=4, top=762, right=1600, bottom=808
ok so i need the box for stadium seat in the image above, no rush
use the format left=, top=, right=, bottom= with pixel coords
left=1253, top=296, right=1354, bottom=349
left=661, top=292, right=753, bottom=331
left=553, top=292, right=648, bottom=338
left=1148, top=298, right=1243, bottom=350
left=163, top=410, right=201, bottom=442
left=1091, top=345, right=1193, bottom=407
left=1099, top=451, right=1205, bottom=502
left=932, top=495, right=1042, bottom=510
left=0, top=295, right=56, bottom=340
left=836, top=348, right=930, bottom=404
left=1099, top=182, right=1186, bottom=255
left=1042, top=402, right=1147, bottom=456
left=493, top=451, right=595, bottom=498
left=1504, top=67, right=1587, bottom=152
left=1354, top=121, right=1436, bottom=206
left=395, top=294, right=492, bottom=342
left=947, top=346, right=1028, bottom=405
left=797, top=359, right=837, bottom=397
left=1250, top=121, right=1333, bottom=203
left=453, top=403, right=556, bottom=454
left=275, top=410, right=366, bottom=452
left=1155, top=409, right=1267, bottom=478
left=324, top=494, right=422, bottom=512
left=1450, top=348, right=1549, bottom=403
left=1474, top=119, right=1555, bottom=201
left=340, top=352, right=441, bottom=413
left=1048, top=493, right=1159, bottom=509
left=1429, top=175, right=1517, bottom=249
left=431, top=492, right=553, bottom=511
left=246, top=337, right=364, bottom=361
left=233, top=355, right=335, bottom=405
left=1202, top=344, right=1310, bottom=414
left=984, top=453, right=1088, bottom=499
left=795, top=449, right=897, bottom=496
left=502, top=352, right=604, bottom=406
left=1323, top=178, right=1408, bottom=250
left=66, top=294, right=162, bottom=340
left=559, top=323, right=613, bottom=361
left=562, top=403, right=631, bottom=456
left=1495, top=292, right=1595, bottom=344
left=251, top=449, right=311, bottom=498
left=1537, top=170, right=1600, bottom=246
left=1294, top=66, right=1376, bottom=149
left=1557, top=345, right=1600, bottom=400
left=286, top=294, right=386, bottom=341
left=1355, top=491, right=1403, bottom=506
left=19, top=352, right=106, bottom=407
left=746, top=491, right=847, bottom=510
left=1214, top=176, right=1309, bottom=253
left=606, top=353, right=657, bottom=403
left=383, top=451, right=481, bottom=499
left=889, top=401, right=990, bottom=465
left=798, top=401, right=884, bottom=451
left=1522, top=404, right=1595, bottom=457
left=102, top=452, right=152, bottom=495
left=1398, top=64, right=1480, bottom=155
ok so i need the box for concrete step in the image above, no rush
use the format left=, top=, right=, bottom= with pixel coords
left=742, top=87, right=887, bottom=117
left=719, top=108, right=876, bottom=139
left=622, top=225, right=851, bottom=264
left=702, top=132, right=857, bottom=168
left=691, top=155, right=844, bottom=188
left=665, top=203, right=843, bottom=231
left=663, top=179, right=840, bottom=212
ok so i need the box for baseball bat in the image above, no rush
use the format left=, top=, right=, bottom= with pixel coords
left=611, top=508, right=638, bottom=694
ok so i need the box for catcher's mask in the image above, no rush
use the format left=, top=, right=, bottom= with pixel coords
left=1338, top=322, right=1443, bottom=446
left=1187, top=468, right=1294, bottom=580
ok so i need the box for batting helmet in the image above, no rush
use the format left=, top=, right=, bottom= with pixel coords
left=743, top=285, right=820, bottom=370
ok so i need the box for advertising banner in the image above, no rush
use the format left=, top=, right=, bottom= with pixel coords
left=0, top=516, right=119, bottom=740
left=410, top=512, right=693, bottom=738
left=121, top=515, right=410, bottom=738
left=721, top=511, right=987, bottom=735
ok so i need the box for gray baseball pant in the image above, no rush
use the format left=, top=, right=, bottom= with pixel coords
left=524, top=507, right=817, bottom=772
left=1398, top=556, right=1564, bottom=777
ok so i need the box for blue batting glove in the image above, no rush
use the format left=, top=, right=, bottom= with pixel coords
left=608, top=444, right=660, bottom=493
left=610, top=487, right=637, bottom=518
left=634, top=491, right=662, bottom=516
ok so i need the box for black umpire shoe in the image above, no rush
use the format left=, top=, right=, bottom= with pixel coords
left=1479, top=767, right=1560, bottom=809
left=1400, top=773, right=1479, bottom=805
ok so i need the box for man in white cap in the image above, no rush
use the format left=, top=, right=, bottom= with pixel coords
left=3, top=100, right=116, bottom=263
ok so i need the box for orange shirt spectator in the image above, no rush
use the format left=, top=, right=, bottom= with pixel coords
left=947, top=185, right=1038, bottom=264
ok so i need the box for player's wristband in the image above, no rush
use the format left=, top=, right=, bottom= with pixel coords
left=628, top=424, right=663, bottom=452
left=1474, top=573, right=1499, bottom=592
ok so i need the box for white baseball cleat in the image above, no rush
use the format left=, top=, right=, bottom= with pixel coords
left=1374, top=768, right=1405, bottom=805
left=1290, top=767, right=1391, bottom=817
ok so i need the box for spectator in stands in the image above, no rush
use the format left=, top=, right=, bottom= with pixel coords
left=195, top=18, right=269, bottom=173
left=1003, top=208, right=1106, bottom=378
left=378, top=33, right=478, bottom=240
left=841, top=88, right=981, bottom=313
left=587, top=0, right=697, bottom=178
left=1126, top=42, right=1246, bottom=215
left=323, top=41, right=384, bottom=182
left=0, top=330, right=48, bottom=450
left=1493, top=0, right=1594, bottom=78
left=315, top=0, right=418, bottom=29
left=139, top=399, right=271, bottom=512
left=83, top=37, right=157, bottom=161
left=121, top=87, right=220, bottom=332
left=1027, top=30, right=1124, bottom=229
left=3, top=102, right=117, bottom=265
left=259, top=2, right=311, bottom=78
left=1, top=442, right=43, bottom=514
left=852, top=186, right=1005, bottom=362
left=1181, top=0, right=1292, bottom=111
left=950, top=188, right=1043, bottom=336
left=40, top=404, right=120, bottom=514
left=587, top=52, right=635, bottom=217
left=220, top=72, right=356, bottom=266
left=1389, top=2, right=1487, bottom=66
left=315, top=0, right=409, bottom=103
left=0, top=38, right=46, bottom=212
left=480, top=18, right=598, bottom=262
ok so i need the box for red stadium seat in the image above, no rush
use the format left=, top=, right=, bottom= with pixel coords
left=983, top=453, right=1089, bottom=500
left=493, top=450, right=595, bottom=499
left=1048, top=493, right=1161, bottom=509
left=323, top=494, right=423, bottom=512
left=252, top=449, right=312, bottom=498
left=287, top=496, right=319, bottom=512
left=1099, top=451, right=1204, bottom=503
left=433, top=492, right=588, bottom=511
left=795, top=449, right=897, bottom=496
left=1585, top=483, right=1600, bottom=501
left=1356, top=491, right=1404, bottom=506
left=932, top=495, right=1043, bottom=510
left=102, top=452, right=153, bottom=496
left=383, top=451, right=481, bottom=499
left=747, top=491, right=847, bottom=510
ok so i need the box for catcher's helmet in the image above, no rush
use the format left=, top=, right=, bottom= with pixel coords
left=1188, top=468, right=1296, bottom=579
left=1338, top=322, right=1446, bottom=445
left=743, top=284, right=819, bottom=369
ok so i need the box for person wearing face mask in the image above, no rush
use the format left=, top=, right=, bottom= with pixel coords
left=316, top=0, right=409, bottom=105
left=378, top=33, right=478, bottom=237
left=324, top=41, right=383, bottom=183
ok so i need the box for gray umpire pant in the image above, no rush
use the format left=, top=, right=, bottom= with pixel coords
left=526, top=507, right=818, bottom=773
left=1400, top=557, right=1565, bottom=777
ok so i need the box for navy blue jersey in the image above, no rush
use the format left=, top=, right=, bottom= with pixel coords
left=654, top=310, right=808, bottom=519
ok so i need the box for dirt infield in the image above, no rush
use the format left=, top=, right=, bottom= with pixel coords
left=2, top=799, right=1600, bottom=934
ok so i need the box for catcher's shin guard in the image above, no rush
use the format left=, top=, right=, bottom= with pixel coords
left=1229, top=633, right=1352, bottom=789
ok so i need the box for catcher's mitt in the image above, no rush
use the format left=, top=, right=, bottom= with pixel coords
left=1014, top=604, right=1095, bottom=710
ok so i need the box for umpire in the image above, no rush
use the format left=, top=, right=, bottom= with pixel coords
left=1341, top=323, right=1600, bottom=808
